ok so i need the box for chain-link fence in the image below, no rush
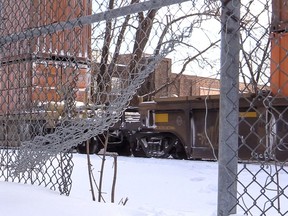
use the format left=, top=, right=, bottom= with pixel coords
left=0, top=0, right=202, bottom=195
left=1, top=0, right=288, bottom=215
left=219, top=0, right=288, bottom=215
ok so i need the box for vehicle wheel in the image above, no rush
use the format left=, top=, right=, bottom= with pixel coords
left=171, top=150, right=187, bottom=160
left=116, top=138, right=132, bottom=156
left=131, top=140, right=148, bottom=157
left=77, top=138, right=100, bottom=154
left=171, top=144, right=187, bottom=160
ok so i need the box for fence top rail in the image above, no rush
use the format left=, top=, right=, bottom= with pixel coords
left=0, top=0, right=191, bottom=45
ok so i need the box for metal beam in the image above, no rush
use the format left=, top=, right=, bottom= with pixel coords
left=0, top=0, right=191, bottom=45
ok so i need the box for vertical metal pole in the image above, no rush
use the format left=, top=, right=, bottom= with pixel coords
left=218, top=0, right=240, bottom=215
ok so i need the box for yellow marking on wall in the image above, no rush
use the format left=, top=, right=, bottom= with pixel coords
left=239, top=112, right=257, bottom=118
left=155, top=113, right=169, bottom=123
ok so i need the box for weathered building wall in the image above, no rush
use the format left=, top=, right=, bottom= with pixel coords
left=153, top=60, right=259, bottom=98
left=0, top=1, right=91, bottom=114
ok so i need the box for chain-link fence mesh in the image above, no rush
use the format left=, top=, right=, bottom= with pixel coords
left=219, top=0, right=288, bottom=215
left=0, top=0, right=205, bottom=195
left=1, top=0, right=288, bottom=215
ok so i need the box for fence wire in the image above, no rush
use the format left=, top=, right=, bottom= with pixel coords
left=219, top=0, right=288, bottom=215
left=0, top=0, right=288, bottom=215
left=0, top=0, right=205, bottom=195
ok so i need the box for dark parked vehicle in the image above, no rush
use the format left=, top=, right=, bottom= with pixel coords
left=84, top=93, right=288, bottom=161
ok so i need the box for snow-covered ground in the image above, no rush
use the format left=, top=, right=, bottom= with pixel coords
left=0, top=154, right=287, bottom=215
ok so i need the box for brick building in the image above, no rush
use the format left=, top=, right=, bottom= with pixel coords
left=113, top=54, right=264, bottom=104
left=138, top=57, right=221, bottom=99
left=143, top=57, right=262, bottom=99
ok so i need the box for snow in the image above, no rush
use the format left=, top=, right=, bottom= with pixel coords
left=0, top=154, right=286, bottom=215
left=70, top=154, right=219, bottom=215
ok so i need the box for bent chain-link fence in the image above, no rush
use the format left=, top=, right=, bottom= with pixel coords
left=0, top=0, right=207, bottom=195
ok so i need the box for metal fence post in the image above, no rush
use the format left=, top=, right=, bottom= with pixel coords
left=218, top=0, right=240, bottom=215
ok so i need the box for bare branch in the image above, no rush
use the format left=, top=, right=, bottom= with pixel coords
left=142, top=39, right=220, bottom=98
left=154, top=11, right=219, bottom=56
left=108, top=0, right=140, bottom=75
